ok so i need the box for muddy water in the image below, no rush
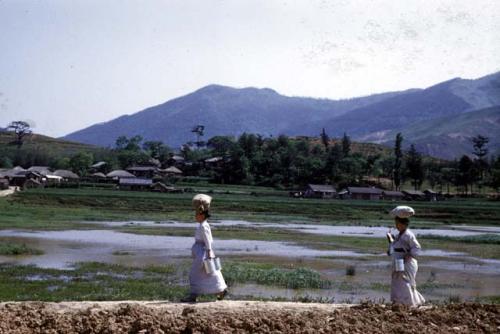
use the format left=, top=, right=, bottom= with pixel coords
left=1, top=224, right=499, bottom=302
left=88, top=220, right=500, bottom=238
left=0, top=229, right=379, bottom=269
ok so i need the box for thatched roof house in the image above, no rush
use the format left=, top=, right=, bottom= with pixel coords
left=53, top=170, right=79, bottom=179
left=304, top=184, right=336, bottom=199
left=161, top=166, right=183, bottom=175
left=106, top=170, right=136, bottom=179
left=382, top=190, right=405, bottom=201
left=342, top=187, right=383, bottom=200
left=28, top=166, right=51, bottom=176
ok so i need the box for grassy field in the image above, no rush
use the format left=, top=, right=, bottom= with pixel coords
left=1, top=186, right=499, bottom=303
left=4, top=187, right=500, bottom=228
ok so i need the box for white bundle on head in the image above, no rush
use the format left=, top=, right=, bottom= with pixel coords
left=390, top=205, right=415, bottom=218
left=192, top=194, right=212, bottom=213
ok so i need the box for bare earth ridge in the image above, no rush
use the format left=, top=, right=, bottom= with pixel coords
left=0, top=301, right=499, bottom=333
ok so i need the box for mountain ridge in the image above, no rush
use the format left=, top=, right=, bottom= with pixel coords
left=62, top=72, right=500, bottom=159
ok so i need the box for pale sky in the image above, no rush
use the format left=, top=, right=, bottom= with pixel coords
left=1, top=0, right=499, bottom=137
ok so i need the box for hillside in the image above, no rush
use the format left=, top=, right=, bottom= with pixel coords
left=0, top=131, right=102, bottom=156
left=382, top=106, right=500, bottom=159
left=62, top=85, right=407, bottom=148
left=311, top=72, right=500, bottom=140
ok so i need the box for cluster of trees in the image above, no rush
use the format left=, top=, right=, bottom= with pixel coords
left=1, top=120, right=499, bottom=193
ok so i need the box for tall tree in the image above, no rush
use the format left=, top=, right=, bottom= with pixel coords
left=405, top=144, right=424, bottom=190
left=320, top=128, right=330, bottom=149
left=191, top=125, right=205, bottom=148
left=393, top=133, right=403, bottom=190
left=471, top=135, right=489, bottom=189
left=7, top=121, right=32, bottom=148
left=69, top=152, right=94, bottom=177
left=457, top=155, right=475, bottom=195
left=341, top=132, right=351, bottom=157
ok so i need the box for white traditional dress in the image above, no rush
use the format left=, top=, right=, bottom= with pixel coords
left=189, top=220, right=227, bottom=295
left=389, top=228, right=425, bottom=306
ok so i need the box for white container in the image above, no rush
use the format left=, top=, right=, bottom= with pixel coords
left=214, top=257, right=222, bottom=271
left=395, top=258, right=405, bottom=272
left=203, top=257, right=222, bottom=274
left=203, top=258, right=217, bottom=274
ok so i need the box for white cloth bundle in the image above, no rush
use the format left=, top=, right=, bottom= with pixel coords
left=390, top=205, right=415, bottom=218
left=192, top=194, right=212, bottom=213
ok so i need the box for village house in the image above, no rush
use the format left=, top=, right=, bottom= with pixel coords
left=424, top=189, right=438, bottom=202
left=28, top=166, right=52, bottom=176
left=341, top=187, right=383, bottom=200
left=402, top=190, right=426, bottom=201
left=53, top=170, right=80, bottom=181
left=304, top=184, right=337, bottom=199
left=150, top=182, right=182, bottom=193
left=118, top=178, right=152, bottom=191
left=160, top=166, right=183, bottom=176
left=126, top=166, right=158, bottom=178
left=382, top=190, right=405, bottom=201
left=90, top=161, right=107, bottom=173
left=0, top=178, right=9, bottom=190
left=106, top=170, right=136, bottom=180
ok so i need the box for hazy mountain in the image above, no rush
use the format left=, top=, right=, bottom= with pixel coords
left=63, top=71, right=500, bottom=159
left=308, top=72, right=500, bottom=140
left=382, top=106, right=500, bottom=159
left=63, top=85, right=404, bottom=148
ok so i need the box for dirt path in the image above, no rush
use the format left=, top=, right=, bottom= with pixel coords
left=0, top=301, right=498, bottom=333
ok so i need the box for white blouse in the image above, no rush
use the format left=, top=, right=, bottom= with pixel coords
left=392, top=228, right=421, bottom=258
left=195, top=220, right=213, bottom=250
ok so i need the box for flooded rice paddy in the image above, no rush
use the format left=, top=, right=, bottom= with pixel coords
left=1, top=220, right=499, bottom=302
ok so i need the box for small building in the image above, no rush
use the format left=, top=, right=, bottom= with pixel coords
left=23, top=178, right=43, bottom=189
left=204, top=156, right=224, bottom=168
left=0, top=178, right=9, bottom=190
left=382, top=190, right=405, bottom=201
left=150, top=182, right=181, bottom=193
left=90, top=161, right=107, bottom=173
left=118, top=178, right=152, bottom=191
left=304, top=184, right=337, bottom=199
left=424, top=189, right=438, bottom=202
left=106, top=170, right=136, bottom=180
left=53, top=169, right=80, bottom=180
left=344, top=187, right=383, bottom=200
left=126, top=166, right=158, bottom=178
left=160, top=166, right=183, bottom=176
left=167, top=155, right=185, bottom=167
left=402, top=190, right=426, bottom=201
left=28, top=166, right=52, bottom=176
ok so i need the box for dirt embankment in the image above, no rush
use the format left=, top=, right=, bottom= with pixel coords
left=0, top=301, right=499, bottom=333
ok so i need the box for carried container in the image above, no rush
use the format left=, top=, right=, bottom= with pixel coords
left=203, top=257, right=222, bottom=274
left=394, top=258, right=405, bottom=272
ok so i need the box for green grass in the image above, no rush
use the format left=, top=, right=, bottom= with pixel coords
left=5, top=187, right=500, bottom=228
left=224, top=262, right=332, bottom=289
left=0, top=262, right=186, bottom=302
left=0, top=242, right=43, bottom=256
left=420, top=234, right=500, bottom=245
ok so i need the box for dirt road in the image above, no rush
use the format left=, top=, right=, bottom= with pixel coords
left=0, top=301, right=498, bottom=333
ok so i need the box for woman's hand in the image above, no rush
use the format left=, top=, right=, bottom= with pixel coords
left=206, top=249, right=215, bottom=258
left=404, top=254, right=412, bottom=262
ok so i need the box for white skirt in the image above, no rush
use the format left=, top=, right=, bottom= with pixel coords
left=391, top=257, right=425, bottom=306
left=189, top=241, right=227, bottom=295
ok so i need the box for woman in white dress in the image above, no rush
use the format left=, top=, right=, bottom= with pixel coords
left=182, top=194, right=228, bottom=302
left=387, top=206, right=425, bottom=306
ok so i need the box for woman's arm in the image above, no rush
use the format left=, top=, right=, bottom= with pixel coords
left=202, top=224, right=215, bottom=258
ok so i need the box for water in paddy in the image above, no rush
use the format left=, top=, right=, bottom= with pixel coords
left=87, top=220, right=500, bottom=238
left=0, top=220, right=499, bottom=302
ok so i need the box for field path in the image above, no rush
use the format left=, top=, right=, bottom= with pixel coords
left=1, top=301, right=499, bottom=333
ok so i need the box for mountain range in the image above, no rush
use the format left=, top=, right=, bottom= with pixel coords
left=63, top=71, right=500, bottom=159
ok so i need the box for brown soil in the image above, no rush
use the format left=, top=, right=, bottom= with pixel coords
left=0, top=301, right=499, bottom=333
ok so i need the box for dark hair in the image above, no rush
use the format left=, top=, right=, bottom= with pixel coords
left=395, top=217, right=409, bottom=225
left=202, top=210, right=211, bottom=219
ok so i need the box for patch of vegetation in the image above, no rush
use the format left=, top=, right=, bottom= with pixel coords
left=224, top=262, right=332, bottom=289
left=0, top=242, right=43, bottom=256
left=0, top=262, right=185, bottom=302
left=420, top=234, right=500, bottom=245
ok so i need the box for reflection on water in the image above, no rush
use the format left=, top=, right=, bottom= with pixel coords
left=87, top=220, right=500, bottom=238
